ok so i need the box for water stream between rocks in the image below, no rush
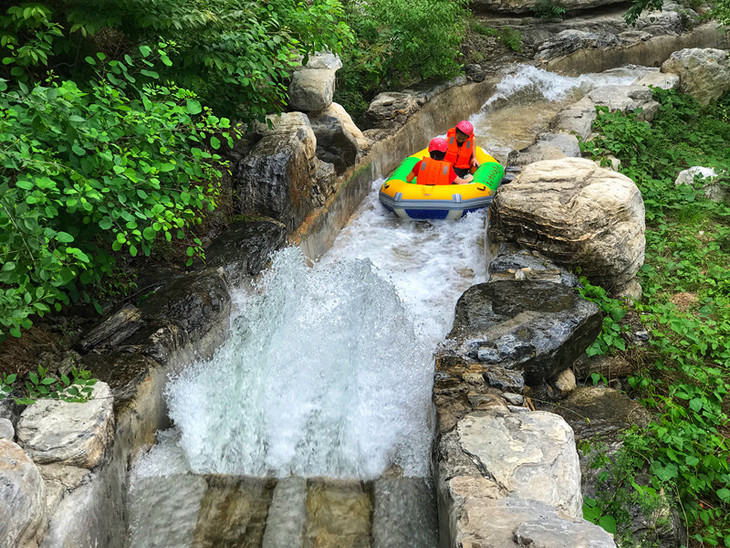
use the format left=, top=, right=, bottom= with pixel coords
left=125, top=64, right=658, bottom=547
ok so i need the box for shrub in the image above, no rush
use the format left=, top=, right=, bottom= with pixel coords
left=1, top=0, right=353, bottom=122
left=0, top=45, right=238, bottom=341
left=335, top=0, right=469, bottom=117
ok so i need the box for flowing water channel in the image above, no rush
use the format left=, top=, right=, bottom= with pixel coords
left=126, top=64, right=658, bottom=547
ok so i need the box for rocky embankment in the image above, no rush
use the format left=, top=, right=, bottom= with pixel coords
left=1, top=11, right=729, bottom=545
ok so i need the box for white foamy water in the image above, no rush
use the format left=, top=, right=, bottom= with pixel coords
left=161, top=247, right=436, bottom=479
left=131, top=63, right=658, bottom=484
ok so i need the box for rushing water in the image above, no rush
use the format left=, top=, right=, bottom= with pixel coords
left=130, top=63, right=659, bottom=488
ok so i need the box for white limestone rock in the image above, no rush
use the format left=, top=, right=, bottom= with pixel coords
left=488, top=157, right=646, bottom=294
left=288, top=68, right=336, bottom=112
left=636, top=71, right=680, bottom=90
left=0, top=439, right=46, bottom=548
left=457, top=411, right=583, bottom=518
left=661, top=48, right=730, bottom=105
left=16, top=382, right=114, bottom=469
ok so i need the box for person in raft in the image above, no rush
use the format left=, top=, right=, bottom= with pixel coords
left=406, top=137, right=475, bottom=185
left=444, top=120, right=479, bottom=177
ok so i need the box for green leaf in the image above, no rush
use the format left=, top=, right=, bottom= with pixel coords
left=718, top=488, right=730, bottom=502
left=55, top=232, right=74, bottom=243
left=29, top=372, right=38, bottom=385
left=139, top=45, right=152, bottom=57
left=210, top=136, right=221, bottom=150
left=99, top=217, right=113, bottom=230
left=186, top=99, right=202, bottom=115
left=41, top=377, right=56, bottom=385
left=598, top=515, right=616, bottom=535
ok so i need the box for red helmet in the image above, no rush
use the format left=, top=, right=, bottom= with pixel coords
left=428, top=137, right=448, bottom=154
left=456, top=120, right=474, bottom=136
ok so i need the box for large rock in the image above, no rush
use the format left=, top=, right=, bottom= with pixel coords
left=78, top=268, right=231, bottom=362
left=586, top=84, right=660, bottom=120
left=363, top=92, right=419, bottom=131
left=444, top=280, right=603, bottom=386
left=202, top=219, right=287, bottom=287
left=288, top=68, right=336, bottom=112
left=488, top=158, right=646, bottom=293
left=16, top=382, right=114, bottom=469
left=0, top=439, right=46, bottom=547
left=457, top=411, right=583, bottom=517
left=661, top=48, right=730, bottom=105
left=443, top=481, right=615, bottom=548
left=507, top=132, right=582, bottom=167
left=236, top=112, right=319, bottom=233
left=308, top=102, right=370, bottom=173
left=535, top=30, right=618, bottom=61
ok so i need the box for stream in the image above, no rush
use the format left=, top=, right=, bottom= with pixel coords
left=125, top=63, right=658, bottom=547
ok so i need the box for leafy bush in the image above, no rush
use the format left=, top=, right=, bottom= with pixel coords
left=0, top=45, right=238, bottom=341
left=582, top=89, right=730, bottom=545
left=469, top=21, right=523, bottom=53
left=335, top=0, right=469, bottom=117
left=531, top=0, right=567, bottom=19
left=1, top=0, right=352, bottom=121
left=0, top=365, right=97, bottom=404
left=577, top=277, right=629, bottom=355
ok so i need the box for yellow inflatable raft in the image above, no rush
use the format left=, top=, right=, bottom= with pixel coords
left=378, top=146, right=504, bottom=220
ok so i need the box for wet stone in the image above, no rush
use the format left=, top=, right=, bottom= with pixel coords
left=508, top=405, right=531, bottom=413
left=262, top=476, right=307, bottom=548
left=192, top=475, right=275, bottom=548
left=305, top=479, right=372, bottom=548
left=502, top=392, right=524, bottom=406
left=372, top=477, right=438, bottom=548
left=486, top=367, right=525, bottom=393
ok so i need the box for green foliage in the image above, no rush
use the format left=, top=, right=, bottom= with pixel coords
left=1, top=365, right=97, bottom=404
left=1, top=0, right=352, bottom=121
left=623, top=0, right=664, bottom=25
left=469, top=22, right=523, bottom=53
left=0, top=45, right=238, bottom=341
left=531, top=0, right=567, bottom=19
left=582, top=89, right=730, bottom=545
left=0, top=372, right=17, bottom=400
left=578, top=277, right=629, bottom=355
left=335, top=0, right=469, bottom=117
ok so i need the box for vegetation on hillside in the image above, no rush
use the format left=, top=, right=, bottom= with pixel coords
left=580, top=89, right=730, bottom=547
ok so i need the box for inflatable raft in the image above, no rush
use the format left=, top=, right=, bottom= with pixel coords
left=378, top=146, right=504, bottom=220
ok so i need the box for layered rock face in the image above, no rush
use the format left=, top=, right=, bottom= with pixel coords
left=471, top=0, right=623, bottom=14
left=489, top=157, right=646, bottom=294
left=445, top=280, right=603, bottom=386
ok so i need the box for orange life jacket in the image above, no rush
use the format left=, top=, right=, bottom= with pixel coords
left=444, top=128, right=474, bottom=169
left=417, top=158, right=452, bottom=186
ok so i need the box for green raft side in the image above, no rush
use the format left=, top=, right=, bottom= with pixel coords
left=473, top=161, right=505, bottom=192
left=386, top=156, right=504, bottom=191
left=387, top=156, right=421, bottom=183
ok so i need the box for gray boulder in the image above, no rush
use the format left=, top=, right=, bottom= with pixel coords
left=488, top=247, right=580, bottom=287
left=16, top=382, right=114, bottom=469
left=288, top=68, right=336, bottom=112
left=308, top=102, right=371, bottom=173
left=507, top=132, right=582, bottom=167
left=661, top=48, right=730, bottom=105
left=458, top=411, right=583, bottom=517
left=0, top=439, right=46, bottom=548
left=488, top=158, right=646, bottom=293
left=364, top=92, right=419, bottom=131
left=236, top=112, right=319, bottom=233
left=535, top=30, right=618, bottom=61
left=444, top=280, right=603, bottom=386
left=587, top=84, right=660, bottom=120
